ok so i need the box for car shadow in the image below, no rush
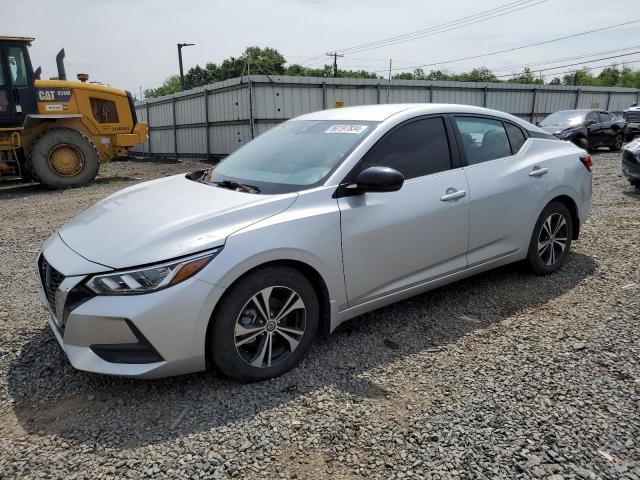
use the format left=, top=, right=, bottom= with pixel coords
left=7, top=252, right=596, bottom=449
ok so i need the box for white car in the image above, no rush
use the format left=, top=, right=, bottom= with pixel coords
left=37, top=104, right=592, bottom=382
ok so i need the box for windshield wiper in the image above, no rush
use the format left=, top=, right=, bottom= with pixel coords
left=212, top=180, right=260, bottom=194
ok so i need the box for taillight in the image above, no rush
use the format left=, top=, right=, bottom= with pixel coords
left=579, top=154, right=592, bottom=171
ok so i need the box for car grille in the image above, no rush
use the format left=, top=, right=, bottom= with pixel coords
left=626, top=112, right=640, bottom=123
left=38, top=255, right=65, bottom=310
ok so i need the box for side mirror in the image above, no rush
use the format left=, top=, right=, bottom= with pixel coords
left=355, top=166, right=404, bottom=193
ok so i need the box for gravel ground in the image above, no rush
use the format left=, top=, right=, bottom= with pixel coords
left=0, top=152, right=639, bottom=479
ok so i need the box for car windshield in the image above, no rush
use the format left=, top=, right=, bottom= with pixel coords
left=194, top=120, right=378, bottom=194
left=540, top=111, right=586, bottom=127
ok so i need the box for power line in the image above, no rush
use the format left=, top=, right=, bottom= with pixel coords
left=369, top=19, right=640, bottom=74
left=536, top=59, right=640, bottom=78
left=492, top=44, right=640, bottom=72
left=495, top=50, right=640, bottom=78
left=299, top=0, right=547, bottom=65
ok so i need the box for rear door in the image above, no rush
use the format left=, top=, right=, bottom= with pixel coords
left=338, top=116, right=470, bottom=306
left=453, top=115, right=548, bottom=266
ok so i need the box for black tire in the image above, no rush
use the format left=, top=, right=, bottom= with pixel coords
left=526, top=201, right=573, bottom=276
left=209, top=266, right=319, bottom=383
left=573, top=136, right=588, bottom=150
left=29, top=128, right=100, bottom=189
left=610, top=132, right=623, bottom=151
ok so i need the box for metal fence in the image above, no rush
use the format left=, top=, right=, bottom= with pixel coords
left=132, top=75, right=640, bottom=159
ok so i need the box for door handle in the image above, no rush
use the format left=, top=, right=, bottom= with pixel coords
left=529, top=167, right=548, bottom=177
left=440, top=188, right=466, bottom=202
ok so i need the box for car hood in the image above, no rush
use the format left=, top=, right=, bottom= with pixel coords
left=624, top=106, right=640, bottom=114
left=540, top=125, right=576, bottom=135
left=58, top=174, right=298, bottom=269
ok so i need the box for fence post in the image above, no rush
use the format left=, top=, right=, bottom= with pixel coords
left=377, top=83, right=381, bottom=104
left=322, top=82, right=327, bottom=109
left=146, top=102, right=152, bottom=157
left=203, top=90, right=210, bottom=160
left=483, top=87, right=488, bottom=107
left=248, top=78, right=255, bottom=139
left=574, top=89, right=581, bottom=109
left=606, top=91, right=612, bottom=111
left=172, top=97, right=178, bottom=161
left=531, top=88, right=538, bottom=124
left=429, top=84, right=433, bottom=103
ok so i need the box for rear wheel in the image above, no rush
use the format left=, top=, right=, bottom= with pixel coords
left=610, top=132, right=623, bottom=151
left=29, top=128, right=100, bottom=189
left=526, top=202, right=573, bottom=275
left=209, top=267, right=319, bottom=383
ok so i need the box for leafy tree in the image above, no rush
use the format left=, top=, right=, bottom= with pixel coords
left=507, top=67, right=543, bottom=85
left=144, top=75, right=181, bottom=98
left=143, top=47, right=640, bottom=99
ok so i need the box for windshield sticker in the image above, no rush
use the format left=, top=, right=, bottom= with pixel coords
left=325, top=125, right=369, bottom=134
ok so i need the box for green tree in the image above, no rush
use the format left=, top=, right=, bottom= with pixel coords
left=144, top=75, right=182, bottom=98
left=507, top=67, right=543, bottom=84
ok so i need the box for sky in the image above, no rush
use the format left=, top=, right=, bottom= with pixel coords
left=6, top=0, right=640, bottom=95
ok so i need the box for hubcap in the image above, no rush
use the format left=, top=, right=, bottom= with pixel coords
left=234, top=286, right=306, bottom=368
left=48, top=144, right=84, bottom=177
left=538, top=213, right=568, bottom=266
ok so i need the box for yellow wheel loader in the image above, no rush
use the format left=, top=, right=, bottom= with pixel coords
left=0, top=37, right=148, bottom=188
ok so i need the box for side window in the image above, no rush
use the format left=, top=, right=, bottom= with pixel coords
left=598, top=112, right=609, bottom=123
left=90, top=98, right=119, bottom=124
left=7, top=46, right=29, bottom=86
left=358, top=117, right=451, bottom=179
left=454, top=117, right=512, bottom=165
left=505, top=122, right=527, bottom=154
left=586, top=111, right=599, bottom=124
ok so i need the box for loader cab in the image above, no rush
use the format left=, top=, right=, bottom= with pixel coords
left=0, top=37, right=37, bottom=127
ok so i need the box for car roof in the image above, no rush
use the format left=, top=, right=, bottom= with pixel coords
left=292, top=103, right=544, bottom=133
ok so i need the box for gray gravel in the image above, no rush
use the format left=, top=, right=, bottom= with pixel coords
left=1, top=152, right=639, bottom=479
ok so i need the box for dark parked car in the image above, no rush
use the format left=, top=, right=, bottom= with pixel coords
left=623, top=102, right=640, bottom=141
left=622, top=137, right=640, bottom=190
left=539, top=109, right=626, bottom=151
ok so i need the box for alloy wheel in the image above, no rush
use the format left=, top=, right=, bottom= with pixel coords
left=234, top=286, right=306, bottom=368
left=615, top=134, right=623, bottom=150
left=537, top=213, right=568, bottom=266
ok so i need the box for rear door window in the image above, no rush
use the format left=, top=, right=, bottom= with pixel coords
left=454, top=117, right=512, bottom=165
left=504, top=122, right=527, bottom=153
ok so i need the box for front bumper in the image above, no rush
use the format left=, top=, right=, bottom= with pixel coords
left=622, top=149, right=640, bottom=184
left=38, top=235, right=225, bottom=378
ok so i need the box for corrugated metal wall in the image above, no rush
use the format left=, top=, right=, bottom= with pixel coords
left=132, top=75, right=640, bottom=158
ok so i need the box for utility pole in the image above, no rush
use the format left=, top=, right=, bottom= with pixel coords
left=326, top=52, right=344, bottom=77
left=387, top=59, right=392, bottom=103
left=177, top=43, right=195, bottom=90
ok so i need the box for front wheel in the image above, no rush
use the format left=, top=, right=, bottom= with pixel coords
left=209, top=267, right=319, bottom=382
left=610, top=132, right=623, bottom=151
left=526, top=202, right=573, bottom=275
left=573, top=136, right=588, bottom=150
left=29, top=128, right=100, bottom=189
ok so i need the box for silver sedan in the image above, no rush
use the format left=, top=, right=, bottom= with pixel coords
left=37, top=104, right=592, bottom=382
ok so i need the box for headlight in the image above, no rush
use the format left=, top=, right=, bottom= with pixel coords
left=86, top=248, right=221, bottom=295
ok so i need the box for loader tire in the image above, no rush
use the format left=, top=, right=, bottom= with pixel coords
left=29, top=128, right=100, bottom=189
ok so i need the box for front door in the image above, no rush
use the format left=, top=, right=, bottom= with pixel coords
left=339, top=116, right=470, bottom=306
left=0, top=42, right=36, bottom=127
